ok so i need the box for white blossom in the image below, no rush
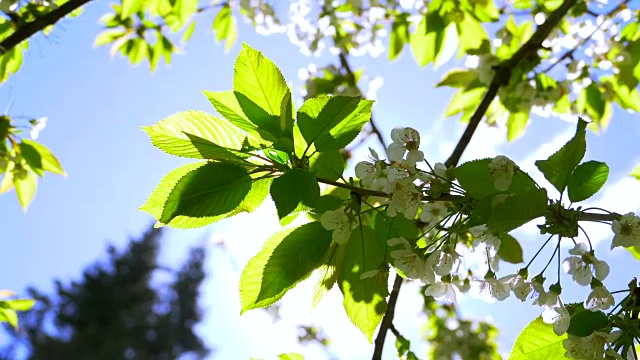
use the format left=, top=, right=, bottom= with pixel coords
left=470, top=225, right=501, bottom=252
left=563, top=243, right=610, bottom=286
left=476, top=276, right=510, bottom=302
left=388, top=237, right=428, bottom=280
left=420, top=202, right=449, bottom=229
left=424, top=281, right=457, bottom=302
left=386, top=127, right=424, bottom=167
left=387, top=178, right=421, bottom=219
left=320, top=210, right=352, bottom=244
left=29, top=117, right=47, bottom=140
left=542, top=300, right=571, bottom=336
left=563, top=331, right=611, bottom=359
left=611, top=212, right=640, bottom=249
left=499, top=273, right=532, bottom=301
left=584, top=285, right=615, bottom=311
left=355, top=148, right=382, bottom=186
left=430, top=248, right=459, bottom=276
left=488, top=155, right=515, bottom=191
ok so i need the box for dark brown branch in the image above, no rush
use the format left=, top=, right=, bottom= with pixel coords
left=0, top=0, right=92, bottom=55
left=444, top=0, right=578, bottom=168
left=338, top=52, right=387, bottom=149
left=372, top=274, right=403, bottom=360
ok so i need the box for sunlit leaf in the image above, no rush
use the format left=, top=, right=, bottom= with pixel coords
left=567, top=161, right=609, bottom=203
left=509, top=317, right=566, bottom=359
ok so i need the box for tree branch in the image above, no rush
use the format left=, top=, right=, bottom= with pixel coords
left=372, top=274, right=403, bottom=360
left=444, top=0, right=578, bottom=168
left=315, top=176, right=457, bottom=202
left=0, top=0, right=92, bottom=55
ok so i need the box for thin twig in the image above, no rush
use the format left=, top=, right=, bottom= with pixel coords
left=444, top=0, right=578, bottom=168
left=315, top=176, right=456, bottom=202
left=0, top=0, right=92, bottom=55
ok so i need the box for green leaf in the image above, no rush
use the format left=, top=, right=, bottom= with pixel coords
left=142, top=110, right=251, bottom=161
left=567, top=161, right=609, bottom=203
left=240, top=222, right=333, bottom=313
left=309, top=150, right=345, bottom=182
left=174, top=0, right=197, bottom=25
left=6, top=299, right=35, bottom=311
left=312, top=243, right=344, bottom=307
left=631, top=164, right=640, bottom=180
left=456, top=15, right=489, bottom=56
left=121, top=0, right=143, bottom=18
left=444, top=85, right=486, bottom=119
left=436, top=69, right=478, bottom=88
left=567, top=309, right=609, bottom=337
left=410, top=12, right=446, bottom=67
left=338, top=225, right=388, bottom=342
left=140, top=162, right=252, bottom=228
left=487, top=188, right=548, bottom=233
left=181, top=21, right=196, bottom=43
left=509, top=317, right=567, bottom=360
left=313, top=99, right=374, bottom=152
left=14, top=170, right=37, bottom=210
left=497, top=233, right=523, bottom=264
left=278, top=353, right=304, bottom=360
left=270, top=169, right=320, bottom=219
left=234, top=44, right=289, bottom=139
left=535, top=120, right=588, bottom=193
left=371, top=210, right=418, bottom=261
left=202, top=90, right=257, bottom=133
left=389, top=13, right=410, bottom=61
left=0, top=308, right=18, bottom=328
left=94, top=29, right=125, bottom=47
left=213, top=5, right=237, bottom=52
left=507, top=111, right=529, bottom=142
left=19, top=140, right=65, bottom=176
left=297, top=96, right=360, bottom=149
left=453, top=158, right=537, bottom=199
left=627, top=246, right=640, bottom=260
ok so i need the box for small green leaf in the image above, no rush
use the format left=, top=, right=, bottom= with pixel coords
left=631, top=164, right=640, bottom=180
left=444, top=85, right=486, bottom=119
left=487, top=188, right=548, bottom=233
left=19, top=140, right=65, bottom=176
left=436, top=69, right=478, bottom=88
left=121, top=0, right=144, bottom=18
left=240, top=222, right=333, bottom=313
left=181, top=21, right=196, bottom=43
left=507, top=111, right=529, bottom=142
left=14, top=170, right=37, bottom=210
left=6, top=299, right=35, bottom=311
left=213, top=5, right=237, bottom=52
left=535, top=120, right=588, bottom=193
left=142, top=110, right=251, bottom=161
left=278, top=353, right=304, bottom=360
left=567, top=309, right=609, bottom=337
left=94, top=29, right=125, bottom=47
left=174, top=0, right=197, bottom=25
left=509, top=317, right=567, bottom=360
left=0, top=308, right=18, bottom=328
left=389, top=13, right=410, bottom=61
left=497, top=233, right=523, bottom=264
left=567, top=161, right=609, bottom=202
left=338, top=225, right=388, bottom=342
left=270, top=169, right=320, bottom=219
left=627, top=246, right=640, bottom=260
left=309, top=150, right=345, bottom=182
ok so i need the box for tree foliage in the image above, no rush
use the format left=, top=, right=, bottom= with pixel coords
left=1, top=227, right=209, bottom=360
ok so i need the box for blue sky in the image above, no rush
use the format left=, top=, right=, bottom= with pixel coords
left=2, top=2, right=640, bottom=359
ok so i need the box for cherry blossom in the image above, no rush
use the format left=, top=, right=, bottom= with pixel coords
left=488, top=155, right=515, bottom=191
left=355, top=148, right=383, bottom=186
left=320, top=209, right=353, bottom=245
left=611, top=212, right=640, bottom=249
left=386, top=127, right=424, bottom=167
left=542, top=300, right=570, bottom=336
left=424, top=281, right=458, bottom=303
left=386, top=178, right=421, bottom=219
left=563, top=243, right=610, bottom=286
left=584, top=285, right=615, bottom=311
left=388, top=237, right=429, bottom=281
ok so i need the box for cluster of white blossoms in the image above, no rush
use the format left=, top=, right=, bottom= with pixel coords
left=319, top=125, right=639, bottom=359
